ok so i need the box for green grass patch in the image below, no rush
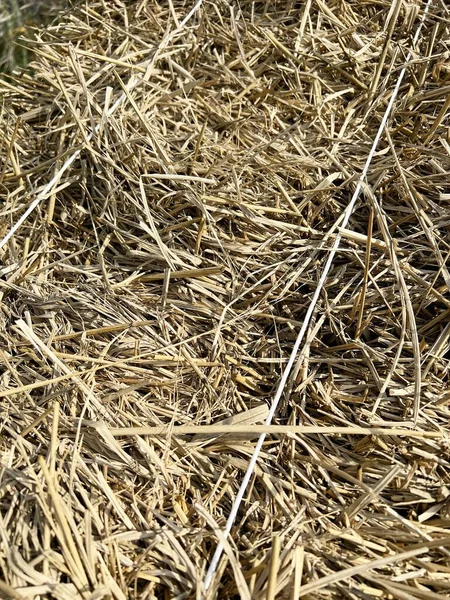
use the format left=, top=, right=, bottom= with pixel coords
left=0, top=0, right=68, bottom=72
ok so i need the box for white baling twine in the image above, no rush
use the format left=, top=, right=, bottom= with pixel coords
left=203, top=0, right=433, bottom=592
left=0, top=0, right=433, bottom=592
left=0, top=0, right=203, bottom=252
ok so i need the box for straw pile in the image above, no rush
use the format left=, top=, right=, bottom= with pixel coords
left=1, top=1, right=450, bottom=598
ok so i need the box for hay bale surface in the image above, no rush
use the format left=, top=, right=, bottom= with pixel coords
left=0, top=1, right=450, bottom=598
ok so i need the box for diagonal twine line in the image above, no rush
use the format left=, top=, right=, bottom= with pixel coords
left=0, top=0, right=203, bottom=253
left=203, top=0, right=433, bottom=592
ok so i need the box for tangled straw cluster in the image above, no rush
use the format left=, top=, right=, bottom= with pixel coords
left=0, top=1, right=450, bottom=598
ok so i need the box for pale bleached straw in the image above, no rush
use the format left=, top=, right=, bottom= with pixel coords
left=203, top=0, right=433, bottom=591
left=0, top=0, right=203, bottom=253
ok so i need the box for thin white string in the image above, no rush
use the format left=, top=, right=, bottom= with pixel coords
left=0, top=0, right=203, bottom=253
left=203, top=0, right=433, bottom=591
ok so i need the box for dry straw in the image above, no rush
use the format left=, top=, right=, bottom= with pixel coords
left=0, top=1, right=450, bottom=599
left=204, top=0, right=433, bottom=589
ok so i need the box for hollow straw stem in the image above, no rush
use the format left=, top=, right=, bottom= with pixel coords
left=203, top=0, right=433, bottom=591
